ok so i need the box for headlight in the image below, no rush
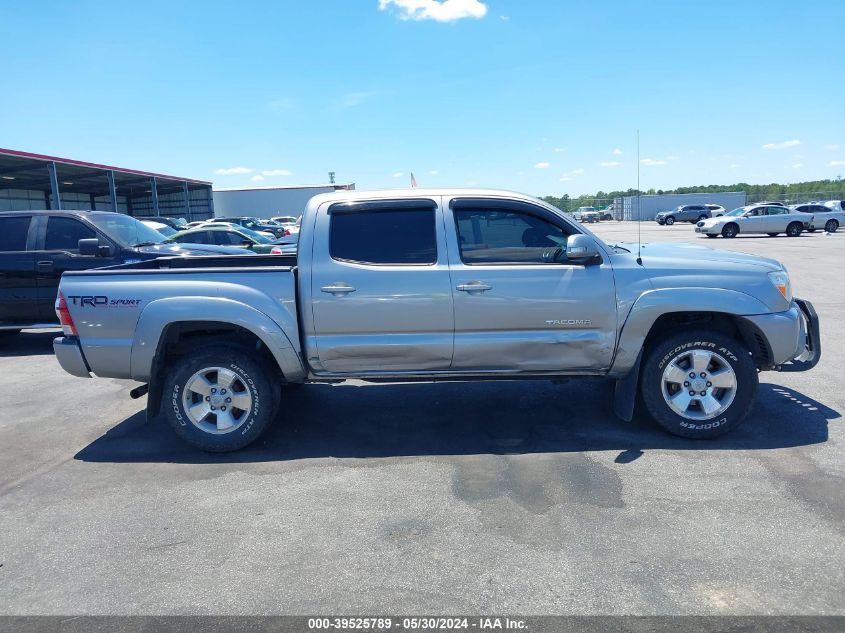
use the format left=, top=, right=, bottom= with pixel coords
left=768, top=270, right=792, bottom=302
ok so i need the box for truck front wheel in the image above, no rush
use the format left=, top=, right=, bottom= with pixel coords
left=163, top=345, right=280, bottom=452
left=640, top=330, right=758, bottom=438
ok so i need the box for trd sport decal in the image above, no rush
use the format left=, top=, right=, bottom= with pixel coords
left=66, top=295, right=143, bottom=307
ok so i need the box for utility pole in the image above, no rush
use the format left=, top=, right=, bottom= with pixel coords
left=328, top=171, right=335, bottom=184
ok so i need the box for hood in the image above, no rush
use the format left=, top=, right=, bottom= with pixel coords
left=632, top=242, right=783, bottom=271
left=134, top=243, right=254, bottom=257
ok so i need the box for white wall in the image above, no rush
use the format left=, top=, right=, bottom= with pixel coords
left=212, top=186, right=343, bottom=219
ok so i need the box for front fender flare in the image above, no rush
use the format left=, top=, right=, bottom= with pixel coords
left=609, top=287, right=771, bottom=377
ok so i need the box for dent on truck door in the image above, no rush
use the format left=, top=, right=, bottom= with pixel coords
left=446, top=199, right=617, bottom=372
left=0, top=215, right=39, bottom=324
left=310, top=199, right=454, bottom=373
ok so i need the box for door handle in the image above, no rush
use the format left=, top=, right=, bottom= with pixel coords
left=456, top=281, right=492, bottom=293
left=321, top=283, right=356, bottom=295
left=37, top=261, right=54, bottom=273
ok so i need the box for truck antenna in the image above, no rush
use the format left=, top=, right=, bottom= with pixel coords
left=636, top=129, right=643, bottom=266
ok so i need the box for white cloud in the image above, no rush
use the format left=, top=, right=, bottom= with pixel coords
left=261, top=169, right=292, bottom=177
left=600, top=161, right=622, bottom=167
left=392, top=171, right=404, bottom=177
left=427, top=170, right=439, bottom=175
left=792, top=163, right=803, bottom=169
left=612, top=148, right=623, bottom=155
left=534, top=161, right=550, bottom=169
left=829, top=160, right=845, bottom=167
left=640, top=158, right=667, bottom=166
left=251, top=174, right=264, bottom=182
left=553, top=147, right=566, bottom=153
left=214, top=166, right=252, bottom=175
left=824, top=144, right=841, bottom=150
left=499, top=14, right=509, bottom=20
left=378, top=0, right=487, bottom=22
left=729, top=164, right=740, bottom=169
left=570, top=168, right=585, bottom=175
left=340, top=91, right=378, bottom=108
left=762, top=139, right=801, bottom=150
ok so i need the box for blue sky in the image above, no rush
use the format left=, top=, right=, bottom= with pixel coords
left=2, top=0, right=843, bottom=196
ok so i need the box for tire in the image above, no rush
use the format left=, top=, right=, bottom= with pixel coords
left=640, top=330, right=758, bottom=439
left=665, top=217, right=675, bottom=225
left=705, top=234, right=717, bottom=239
left=825, top=219, right=839, bottom=233
left=767, top=232, right=779, bottom=237
left=786, top=222, right=802, bottom=237
left=163, top=344, right=280, bottom=452
left=721, top=223, right=738, bottom=238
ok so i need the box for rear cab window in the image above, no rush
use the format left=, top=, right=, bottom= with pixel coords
left=0, top=215, right=32, bottom=251
left=329, top=202, right=437, bottom=265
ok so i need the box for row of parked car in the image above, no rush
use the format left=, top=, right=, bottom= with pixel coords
left=654, top=200, right=844, bottom=238
left=0, top=209, right=301, bottom=333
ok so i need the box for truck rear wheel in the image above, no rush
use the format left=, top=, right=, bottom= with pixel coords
left=640, top=330, right=758, bottom=439
left=163, top=345, right=280, bottom=452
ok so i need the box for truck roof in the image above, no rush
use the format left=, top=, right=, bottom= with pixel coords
left=306, top=187, right=540, bottom=207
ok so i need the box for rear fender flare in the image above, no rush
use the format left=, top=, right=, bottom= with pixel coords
left=130, top=296, right=306, bottom=383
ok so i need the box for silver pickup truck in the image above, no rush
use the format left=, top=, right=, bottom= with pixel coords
left=53, top=188, right=820, bottom=452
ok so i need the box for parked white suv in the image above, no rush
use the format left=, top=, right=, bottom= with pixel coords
left=695, top=205, right=812, bottom=238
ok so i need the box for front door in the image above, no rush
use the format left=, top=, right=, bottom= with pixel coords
left=309, top=198, right=454, bottom=374
left=445, top=198, right=617, bottom=372
left=35, top=215, right=121, bottom=321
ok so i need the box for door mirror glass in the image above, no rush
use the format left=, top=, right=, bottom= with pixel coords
left=565, top=234, right=600, bottom=263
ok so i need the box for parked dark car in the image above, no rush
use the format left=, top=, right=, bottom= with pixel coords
left=0, top=210, right=251, bottom=334
left=210, top=217, right=286, bottom=238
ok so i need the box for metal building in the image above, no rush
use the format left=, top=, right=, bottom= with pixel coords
left=0, top=148, right=213, bottom=221
left=616, top=191, right=747, bottom=221
left=213, top=183, right=355, bottom=220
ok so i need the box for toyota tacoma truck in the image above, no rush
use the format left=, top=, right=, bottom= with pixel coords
left=52, top=189, right=820, bottom=452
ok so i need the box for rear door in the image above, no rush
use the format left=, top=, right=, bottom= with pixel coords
left=0, top=214, right=39, bottom=325
left=34, top=215, right=121, bottom=321
left=764, top=206, right=787, bottom=231
left=445, top=197, right=617, bottom=372
left=309, top=198, right=454, bottom=373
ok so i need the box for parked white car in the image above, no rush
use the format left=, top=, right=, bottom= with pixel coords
left=705, top=204, right=726, bottom=217
left=695, top=204, right=812, bottom=238
left=792, top=203, right=843, bottom=233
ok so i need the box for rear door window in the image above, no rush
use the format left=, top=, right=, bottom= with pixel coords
left=0, top=216, right=31, bottom=251
left=330, top=208, right=437, bottom=265
left=44, top=217, right=97, bottom=251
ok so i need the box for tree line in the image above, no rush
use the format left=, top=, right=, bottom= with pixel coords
left=541, top=178, right=844, bottom=213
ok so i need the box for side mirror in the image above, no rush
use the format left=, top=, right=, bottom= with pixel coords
left=79, top=238, right=113, bottom=257
left=241, top=240, right=254, bottom=248
left=566, top=234, right=601, bottom=264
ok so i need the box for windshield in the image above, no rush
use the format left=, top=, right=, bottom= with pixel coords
left=87, top=214, right=167, bottom=247
left=725, top=207, right=747, bottom=217
left=238, top=227, right=273, bottom=244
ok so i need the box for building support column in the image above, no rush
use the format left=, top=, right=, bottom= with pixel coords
left=182, top=181, right=191, bottom=221
left=107, top=170, right=118, bottom=213
left=48, top=161, right=62, bottom=210
left=150, top=176, right=160, bottom=216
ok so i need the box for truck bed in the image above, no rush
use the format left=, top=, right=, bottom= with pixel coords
left=63, top=254, right=297, bottom=275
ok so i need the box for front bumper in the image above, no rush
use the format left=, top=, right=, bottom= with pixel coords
left=777, top=298, right=821, bottom=372
left=53, top=337, right=91, bottom=378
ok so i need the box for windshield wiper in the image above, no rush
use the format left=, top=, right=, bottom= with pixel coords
left=131, top=241, right=162, bottom=247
